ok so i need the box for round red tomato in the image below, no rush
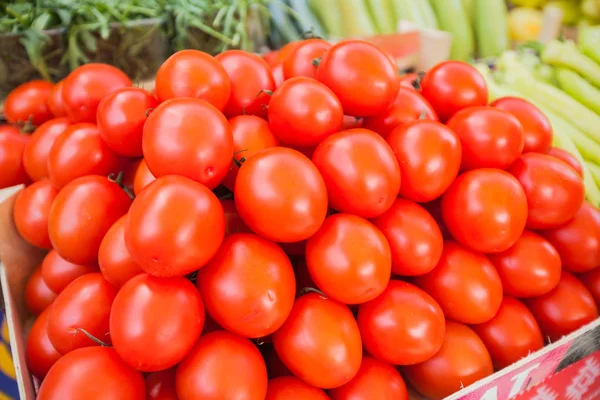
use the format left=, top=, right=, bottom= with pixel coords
left=446, top=107, right=524, bottom=170
left=25, top=266, right=57, bottom=316
left=329, top=357, right=408, bottom=400
left=580, top=267, right=600, bottom=308
left=62, top=63, right=132, bottom=123
left=275, top=41, right=302, bottom=65
left=362, top=87, right=439, bottom=137
left=110, top=274, right=204, bottom=371
left=547, top=147, right=583, bottom=176
left=142, top=98, right=234, bottom=189
left=283, top=39, right=332, bottom=80
left=216, top=50, right=275, bottom=118
left=0, top=125, right=30, bottom=189
left=442, top=169, right=528, bottom=253
left=97, top=87, right=158, bottom=157
left=473, top=297, right=544, bottom=370
left=543, top=202, right=600, bottom=273
left=404, top=321, right=493, bottom=400
left=132, top=159, right=156, bottom=195
left=13, top=180, right=57, bottom=249
left=268, top=77, right=343, bottom=147
left=306, top=214, right=391, bottom=304
left=4, top=80, right=53, bottom=125
left=47, top=123, right=122, bottom=189
left=26, top=309, right=61, bottom=379
left=41, top=250, right=97, bottom=294
left=98, top=216, right=142, bottom=288
left=48, top=175, right=131, bottom=264
left=222, top=115, right=279, bottom=191
left=342, top=115, right=363, bottom=130
left=220, top=199, right=250, bottom=234
left=23, top=117, right=71, bottom=182
left=176, top=331, right=268, bottom=400
left=197, top=233, right=296, bottom=338
left=414, top=241, right=503, bottom=324
left=146, top=368, right=178, bottom=400
left=357, top=280, right=445, bottom=365
left=312, top=128, right=400, bottom=218
left=399, top=73, right=419, bottom=90
left=527, top=272, right=599, bottom=341
left=386, top=120, right=461, bottom=202
left=489, top=230, right=561, bottom=298
left=155, top=50, right=230, bottom=110
left=37, top=346, right=145, bottom=400
left=372, top=199, right=443, bottom=276
left=48, top=80, right=67, bottom=118
left=125, top=175, right=225, bottom=277
left=266, top=376, right=329, bottom=400
left=47, top=272, right=117, bottom=354
left=316, top=40, right=400, bottom=116
left=490, top=97, right=552, bottom=153
left=509, top=153, right=585, bottom=229
left=272, top=293, right=362, bottom=389
left=420, top=61, right=488, bottom=122
left=234, top=147, right=328, bottom=243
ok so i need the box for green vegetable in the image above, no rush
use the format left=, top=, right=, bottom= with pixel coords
left=392, top=0, right=438, bottom=29
left=288, top=0, right=324, bottom=37
left=473, top=0, right=509, bottom=58
left=338, top=0, right=377, bottom=37
left=429, top=0, right=474, bottom=61
left=579, top=24, right=600, bottom=65
left=541, top=40, right=600, bottom=88
left=555, top=68, right=600, bottom=115
left=586, top=162, right=600, bottom=188
left=308, top=0, right=343, bottom=37
left=268, top=0, right=300, bottom=43
left=366, top=0, right=397, bottom=34
left=546, top=0, right=580, bottom=25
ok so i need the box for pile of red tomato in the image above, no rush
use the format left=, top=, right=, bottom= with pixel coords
left=2, top=37, right=600, bottom=400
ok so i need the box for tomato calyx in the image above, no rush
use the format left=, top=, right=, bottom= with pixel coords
left=108, top=171, right=135, bottom=200
left=144, top=108, right=155, bottom=118
left=311, top=57, right=321, bottom=68
left=71, top=328, right=111, bottom=347
left=11, top=115, right=37, bottom=134
left=232, top=148, right=249, bottom=168
left=298, top=286, right=328, bottom=299
left=301, top=30, right=323, bottom=40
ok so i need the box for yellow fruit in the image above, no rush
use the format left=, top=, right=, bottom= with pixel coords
left=509, top=7, right=544, bottom=42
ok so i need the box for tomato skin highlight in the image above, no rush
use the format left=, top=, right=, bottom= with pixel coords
left=41, top=250, right=98, bottom=294
left=306, top=214, right=391, bottom=304
left=13, top=180, right=58, bottom=249
left=23, top=117, right=71, bottom=182
left=265, top=376, right=329, bottom=400
left=25, top=266, right=57, bottom=316
left=272, top=293, right=362, bottom=389
left=125, top=175, right=225, bottom=277
left=4, top=80, right=54, bottom=125
left=312, top=128, right=400, bottom=218
left=26, top=309, right=61, bottom=379
left=98, top=216, right=143, bottom=288
left=0, top=125, right=30, bottom=189
left=283, top=39, right=332, bottom=80
left=357, top=280, right=445, bottom=365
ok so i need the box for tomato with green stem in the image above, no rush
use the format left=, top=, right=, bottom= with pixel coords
left=4, top=80, right=54, bottom=125
left=23, top=117, right=71, bottom=182
left=283, top=39, right=332, bottom=80
left=13, top=180, right=58, bottom=249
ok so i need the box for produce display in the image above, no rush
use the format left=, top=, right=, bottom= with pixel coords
left=1, top=26, right=600, bottom=400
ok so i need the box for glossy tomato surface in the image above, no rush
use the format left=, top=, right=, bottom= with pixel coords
left=40, top=250, right=97, bottom=294
left=48, top=80, right=67, bottom=118
left=4, top=80, right=53, bottom=125
left=146, top=368, right=178, bottom=400
left=547, top=147, right=583, bottom=176
left=0, top=126, right=30, bottom=189
left=23, top=117, right=71, bottom=181
left=132, top=158, right=156, bottom=196
left=265, top=376, right=329, bottom=400
left=283, top=39, right=331, bottom=80
left=13, top=180, right=57, bottom=249
left=25, top=309, right=61, bottom=379
left=98, top=216, right=142, bottom=288
left=580, top=267, right=600, bottom=308
left=24, top=266, right=57, bottom=315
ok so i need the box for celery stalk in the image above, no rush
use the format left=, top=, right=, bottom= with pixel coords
left=366, top=0, right=397, bottom=33
left=586, top=162, right=600, bottom=188
left=338, top=0, right=377, bottom=37
left=579, top=24, right=600, bottom=65
left=555, top=68, right=600, bottom=115
left=541, top=40, right=600, bottom=88
left=308, top=0, right=344, bottom=38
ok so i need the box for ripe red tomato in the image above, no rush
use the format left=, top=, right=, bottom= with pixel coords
left=268, top=77, right=343, bottom=148
left=372, top=199, right=443, bottom=276
left=26, top=309, right=61, bottom=379
left=25, top=266, right=57, bottom=315
left=489, top=230, right=561, bottom=298
left=110, top=274, right=204, bottom=371
left=543, top=202, right=600, bottom=273
left=13, top=180, right=57, bottom=249
left=146, top=368, right=178, bottom=400
left=509, top=153, right=585, bottom=229
left=176, top=331, right=268, bottom=400
left=41, top=250, right=97, bottom=294
left=23, top=117, right=71, bottom=181
left=420, top=61, right=488, bottom=122
left=580, top=267, right=600, bottom=308
left=342, top=115, right=363, bottom=130
left=37, top=346, right=145, bottom=400
left=132, top=159, right=156, bottom=195
left=473, top=297, right=544, bottom=370
left=234, top=147, right=328, bottom=243
left=142, top=98, right=234, bottom=189
left=4, top=80, right=53, bottom=125
left=263, top=50, right=280, bottom=67
left=96, top=87, right=158, bottom=157
left=362, top=88, right=439, bottom=137
left=47, top=272, right=117, bottom=354
left=316, top=40, right=400, bottom=116
left=47, top=123, right=122, bottom=189
left=357, top=280, right=445, bottom=365
left=399, top=73, right=419, bottom=90
left=48, top=80, right=67, bottom=118
left=272, top=293, right=362, bottom=389
left=266, top=376, right=329, bottom=400
left=547, top=147, right=583, bottom=176
left=305, top=214, right=391, bottom=304
left=125, top=175, right=225, bottom=277
left=220, top=199, right=250, bottom=234
left=283, top=39, right=332, bottom=80
left=526, top=272, right=598, bottom=341
left=62, top=63, right=132, bottom=123
left=271, top=63, right=285, bottom=88
left=491, top=97, right=553, bottom=154
left=98, top=216, right=142, bottom=288
left=216, top=50, right=275, bottom=118
left=155, top=50, right=230, bottom=110
left=197, top=233, right=296, bottom=338
left=276, top=41, right=302, bottom=65
left=404, top=321, right=493, bottom=400
left=446, top=107, right=525, bottom=170
left=329, top=357, right=408, bottom=400
left=414, top=241, right=503, bottom=324
left=312, top=128, right=400, bottom=218
left=386, top=120, right=461, bottom=202
left=442, top=169, right=528, bottom=253
left=48, top=175, right=131, bottom=264
left=0, top=125, right=30, bottom=189
left=222, top=115, right=279, bottom=191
